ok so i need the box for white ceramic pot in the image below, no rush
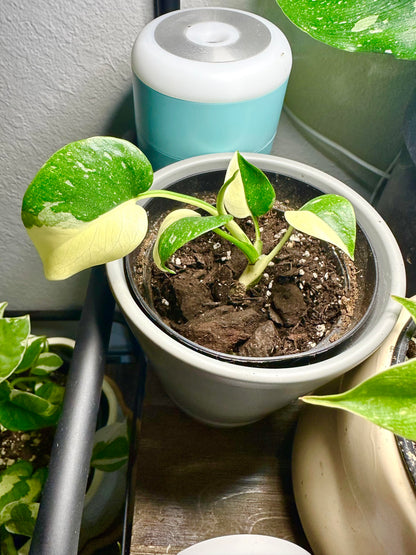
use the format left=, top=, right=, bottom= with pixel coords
left=106, top=152, right=406, bottom=427
left=178, top=534, right=311, bottom=555
left=292, top=302, right=416, bottom=555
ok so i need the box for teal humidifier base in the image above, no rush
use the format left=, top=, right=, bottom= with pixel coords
left=132, top=7, right=292, bottom=169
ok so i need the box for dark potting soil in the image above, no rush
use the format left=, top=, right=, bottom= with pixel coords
left=131, top=199, right=359, bottom=358
left=0, top=428, right=55, bottom=472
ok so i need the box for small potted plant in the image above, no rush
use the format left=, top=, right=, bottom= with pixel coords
left=0, top=303, right=129, bottom=553
left=293, top=295, right=416, bottom=555
left=21, top=137, right=406, bottom=426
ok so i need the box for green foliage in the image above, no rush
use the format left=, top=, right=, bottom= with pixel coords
left=0, top=461, right=47, bottom=550
left=277, top=0, right=416, bottom=60
left=21, top=139, right=357, bottom=290
left=21, top=137, right=153, bottom=280
left=0, top=306, right=131, bottom=549
left=90, top=421, right=129, bottom=472
left=301, top=297, right=416, bottom=440
left=0, top=305, right=64, bottom=431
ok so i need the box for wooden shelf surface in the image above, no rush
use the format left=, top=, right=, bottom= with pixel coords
left=130, top=370, right=311, bottom=555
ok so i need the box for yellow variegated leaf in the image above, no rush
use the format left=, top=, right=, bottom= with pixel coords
left=285, top=211, right=351, bottom=258
left=222, top=152, right=251, bottom=218
left=27, top=199, right=148, bottom=280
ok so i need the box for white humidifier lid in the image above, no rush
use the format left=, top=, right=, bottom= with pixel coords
left=132, top=7, right=292, bottom=103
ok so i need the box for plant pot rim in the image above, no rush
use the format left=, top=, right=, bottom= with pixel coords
left=107, top=152, right=406, bottom=384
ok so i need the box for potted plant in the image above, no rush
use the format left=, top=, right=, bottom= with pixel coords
left=292, top=295, right=416, bottom=555
left=0, top=304, right=129, bottom=553
left=20, top=137, right=405, bottom=426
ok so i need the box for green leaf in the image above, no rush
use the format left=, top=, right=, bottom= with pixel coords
left=21, top=137, right=153, bottom=280
left=0, top=463, right=45, bottom=517
left=0, top=527, right=18, bottom=555
left=154, top=210, right=233, bottom=273
left=392, top=296, right=416, bottom=323
left=0, top=303, right=7, bottom=318
left=301, top=358, right=416, bottom=440
left=2, top=503, right=39, bottom=537
left=284, top=194, right=356, bottom=259
left=16, top=336, right=47, bottom=373
left=0, top=382, right=11, bottom=402
left=223, top=152, right=275, bottom=218
left=277, top=0, right=416, bottom=60
left=0, top=314, right=30, bottom=384
left=90, top=421, right=129, bottom=472
left=31, top=352, right=63, bottom=376
left=35, top=381, right=65, bottom=406
left=0, top=392, right=61, bottom=431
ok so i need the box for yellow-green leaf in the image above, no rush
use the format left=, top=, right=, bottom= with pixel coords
left=26, top=199, right=148, bottom=280
left=285, top=194, right=356, bottom=259
left=392, top=296, right=416, bottom=323
left=22, top=137, right=153, bottom=280
left=277, top=0, right=416, bottom=60
left=223, top=152, right=251, bottom=218
left=223, top=152, right=275, bottom=218
left=301, top=358, right=416, bottom=440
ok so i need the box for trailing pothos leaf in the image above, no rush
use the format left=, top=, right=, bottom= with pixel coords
left=301, top=358, right=416, bottom=440
left=22, top=138, right=357, bottom=291
left=276, top=0, right=416, bottom=60
left=90, top=421, right=129, bottom=472
left=392, top=295, right=416, bottom=323
left=0, top=305, right=65, bottom=431
left=301, top=297, right=416, bottom=440
left=0, top=461, right=47, bottom=550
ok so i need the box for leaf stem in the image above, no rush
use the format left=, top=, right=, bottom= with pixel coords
left=238, top=225, right=294, bottom=289
left=136, top=190, right=218, bottom=215
left=138, top=188, right=258, bottom=262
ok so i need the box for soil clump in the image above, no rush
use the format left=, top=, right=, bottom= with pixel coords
left=132, top=200, right=358, bottom=358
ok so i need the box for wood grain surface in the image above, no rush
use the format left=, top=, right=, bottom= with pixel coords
left=130, top=368, right=311, bottom=555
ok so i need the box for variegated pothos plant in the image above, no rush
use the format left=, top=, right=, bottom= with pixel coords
left=21, top=137, right=416, bottom=442
left=21, top=137, right=356, bottom=289
left=0, top=303, right=129, bottom=552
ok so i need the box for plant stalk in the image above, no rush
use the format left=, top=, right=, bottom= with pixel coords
left=238, top=225, right=294, bottom=289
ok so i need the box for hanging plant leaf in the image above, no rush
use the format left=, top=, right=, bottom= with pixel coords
left=277, top=0, right=416, bottom=60
left=0, top=463, right=46, bottom=515
left=35, top=381, right=65, bottom=406
left=285, top=194, right=356, bottom=259
left=21, top=137, right=153, bottom=280
left=2, top=502, right=39, bottom=537
left=301, top=358, right=416, bottom=440
left=223, top=152, right=275, bottom=218
left=90, top=421, right=129, bottom=472
left=392, top=295, right=416, bottom=323
left=31, top=352, right=63, bottom=376
left=154, top=210, right=232, bottom=272
left=0, top=391, right=61, bottom=431
left=0, top=311, right=30, bottom=383
left=16, top=336, right=47, bottom=373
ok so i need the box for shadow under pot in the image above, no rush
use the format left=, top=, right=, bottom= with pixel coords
left=107, top=153, right=406, bottom=427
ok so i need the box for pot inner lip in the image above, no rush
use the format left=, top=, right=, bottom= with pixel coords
left=124, top=169, right=378, bottom=368
left=392, top=319, right=416, bottom=491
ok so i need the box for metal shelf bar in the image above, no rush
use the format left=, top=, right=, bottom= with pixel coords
left=30, top=266, right=115, bottom=554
